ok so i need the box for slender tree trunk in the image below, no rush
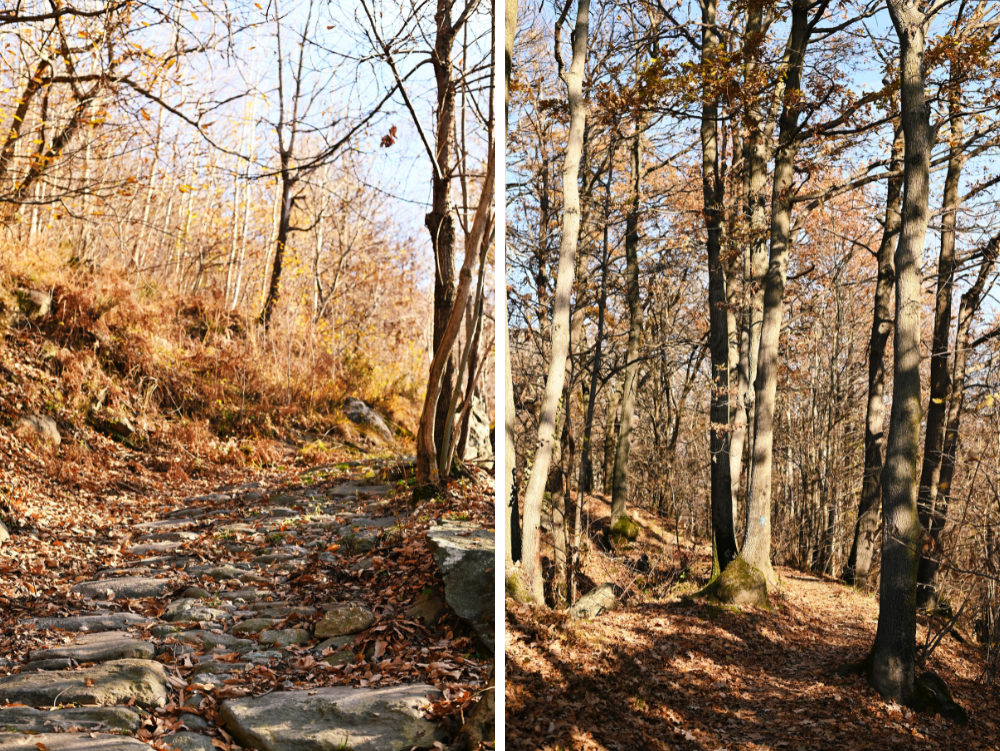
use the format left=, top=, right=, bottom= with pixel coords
left=918, top=232, right=1000, bottom=610
left=427, top=0, right=461, bottom=458
left=504, top=0, right=521, bottom=581
left=610, top=126, right=645, bottom=525
left=519, top=0, right=590, bottom=604
left=603, top=373, right=623, bottom=495
left=732, top=0, right=770, bottom=514
left=579, top=209, right=611, bottom=495
left=915, top=76, right=964, bottom=611
left=723, top=0, right=809, bottom=596
left=870, top=0, right=932, bottom=705
left=844, top=123, right=903, bottom=587
left=699, top=0, right=738, bottom=575
left=260, top=163, right=294, bottom=327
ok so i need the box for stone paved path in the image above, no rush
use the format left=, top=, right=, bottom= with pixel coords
left=0, top=460, right=493, bottom=750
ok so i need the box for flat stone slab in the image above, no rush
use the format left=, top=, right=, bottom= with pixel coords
left=219, top=684, right=439, bottom=751
left=188, top=563, right=251, bottom=581
left=164, top=507, right=208, bottom=519
left=128, top=541, right=184, bottom=555
left=0, top=734, right=149, bottom=750
left=0, top=706, right=141, bottom=733
left=71, top=576, right=173, bottom=600
left=29, top=632, right=154, bottom=664
left=134, top=519, right=199, bottom=531
left=161, top=731, right=216, bottom=751
left=183, top=493, right=231, bottom=503
left=138, top=531, right=200, bottom=542
left=30, top=613, right=152, bottom=633
left=0, top=659, right=169, bottom=708
left=173, top=630, right=255, bottom=653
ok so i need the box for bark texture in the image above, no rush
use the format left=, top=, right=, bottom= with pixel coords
left=610, top=127, right=645, bottom=523
left=844, top=123, right=903, bottom=587
left=871, top=0, right=932, bottom=705
left=700, top=0, right=738, bottom=572
left=519, top=0, right=591, bottom=603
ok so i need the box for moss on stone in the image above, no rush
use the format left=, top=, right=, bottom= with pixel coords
left=609, top=516, right=641, bottom=544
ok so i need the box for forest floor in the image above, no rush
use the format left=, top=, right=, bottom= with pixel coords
left=0, top=358, right=494, bottom=750
left=505, top=496, right=999, bottom=751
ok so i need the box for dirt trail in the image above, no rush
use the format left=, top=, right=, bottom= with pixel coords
left=0, top=438, right=493, bottom=750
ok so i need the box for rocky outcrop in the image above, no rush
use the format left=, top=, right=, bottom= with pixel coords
left=343, top=397, right=393, bottom=441
left=426, top=522, right=494, bottom=652
left=219, top=684, right=439, bottom=751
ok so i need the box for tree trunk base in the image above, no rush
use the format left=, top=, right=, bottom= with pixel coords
left=505, top=567, right=532, bottom=604
left=837, top=651, right=968, bottom=724
left=412, top=483, right=442, bottom=503
left=700, top=558, right=771, bottom=609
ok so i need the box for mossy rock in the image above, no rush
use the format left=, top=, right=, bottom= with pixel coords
left=505, top=570, right=531, bottom=604
left=608, top=516, right=641, bottom=544
left=712, top=558, right=771, bottom=609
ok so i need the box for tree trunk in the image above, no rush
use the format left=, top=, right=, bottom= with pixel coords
left=844, top=123, right=903, bottom=587
left=732, top=0, right=770, bottom=515
left=699, top=0, right=738, bottom=575
left=427, top=0, right=460, bottom=458
left=870, top=0, right=932, bottom=705
left=720, top=0, right=809, bottom=598
left=610, top=126, right=645, bottom=525
left=504, top=0, right=521, bottom=579
left=915, top=75, right=964, bottom=611
left=259, top=164, right=294, bottom=327
left=917, top=232, right=1000, bottom=611
left=603, top=373, right=623, bottom=495
left=579, top=210, right=611, bottom=495
left=519, top=0, right=590, bottom=604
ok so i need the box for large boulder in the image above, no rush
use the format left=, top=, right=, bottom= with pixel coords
left=343, top=397, right=392, bottom=441
left=16, top=414, right=61, bottom=446
left=568, top=583, right=620, bottom=620
left=0, top=659, right=169, bottom=708
left=219, top=684, right=440, bottom=751
left=425, top=522, right=494, bottom=652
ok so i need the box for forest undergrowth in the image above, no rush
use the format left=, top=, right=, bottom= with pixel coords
left=505, top=496, right=997, bottom=751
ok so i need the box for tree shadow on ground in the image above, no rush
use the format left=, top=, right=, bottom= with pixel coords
left=505, top=572, right=990, bottom=751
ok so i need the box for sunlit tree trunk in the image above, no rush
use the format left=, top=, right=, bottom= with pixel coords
left=845, top=123, right=903, bottom=587
left=700, top=0, right=737, bottom=574
left=519, top=0, right=591, bottom=604
left=870, top=0, right=932, bottom=705
left=915, top=72, right=964, bottom=611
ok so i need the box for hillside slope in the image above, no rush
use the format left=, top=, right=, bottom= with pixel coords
left=505, top=498, right=998, bottom=751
